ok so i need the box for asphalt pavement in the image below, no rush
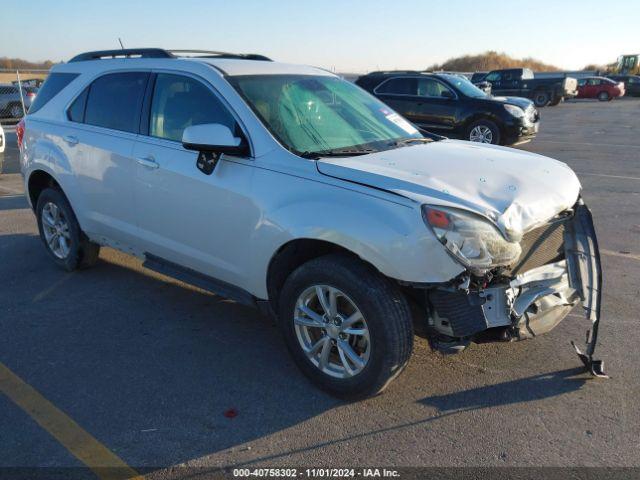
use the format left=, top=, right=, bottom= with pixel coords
left=0, top=98, right=639, bottom=476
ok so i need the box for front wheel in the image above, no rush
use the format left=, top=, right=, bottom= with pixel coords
left=36, top=188, right=100, bottom=271
left=278, top=254, right=414, bottom=399
left=598, top=91, right=610, bottom=101
left=466, top=119, right=500, bottom=145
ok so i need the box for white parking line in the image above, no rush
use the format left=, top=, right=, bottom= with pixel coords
left=601, top=249, right=640, bottom=262
left=576, top=172, right=640, bottom=181
left=536, top=139, right=640, bottom=148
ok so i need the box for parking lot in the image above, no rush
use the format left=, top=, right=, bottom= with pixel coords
left=1, top=98, right=639, bottom=476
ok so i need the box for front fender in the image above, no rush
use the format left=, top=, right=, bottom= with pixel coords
left=245, top=179, right=464, bottom=298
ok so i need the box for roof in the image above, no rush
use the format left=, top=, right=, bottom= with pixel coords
left=191, top=58, right=334, bottom=77
left=64, top=48, right=334, bottom=77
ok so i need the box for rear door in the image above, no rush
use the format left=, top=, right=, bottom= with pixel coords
left=131, top=72, right=257, bottom=288
left=64, top=71, right=149, bottom=246
left=373, top=77, right=420, bottom=123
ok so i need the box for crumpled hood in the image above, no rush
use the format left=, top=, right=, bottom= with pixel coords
left=316, top=140, right=581, bottom=240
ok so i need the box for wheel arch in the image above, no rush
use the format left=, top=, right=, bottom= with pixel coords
left=27, top=169, right=61, bottom=211
left=266, top=238, right=377, bottom=312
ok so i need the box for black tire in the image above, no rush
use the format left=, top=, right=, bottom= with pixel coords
left=533, top=90, right=551, bottom=107
left=598, top=91, right=610, bottom=102
left=466, top=119, right=501, bottom=145
left=36, top=187, right=100, bottom=271
left=549, top=96, right=562, bottom=106
left=278, top=254, right=413, bottom=399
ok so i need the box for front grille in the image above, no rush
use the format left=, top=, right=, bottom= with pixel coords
left=507, top=219, right=567, bottom=276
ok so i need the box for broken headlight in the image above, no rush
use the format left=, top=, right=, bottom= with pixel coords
left=422, top=205, right=522, bottom=271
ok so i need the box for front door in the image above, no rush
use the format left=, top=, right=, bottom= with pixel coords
left=132, top=72, right=258, bottom=288
left=413, top=77, right=459, bottom=131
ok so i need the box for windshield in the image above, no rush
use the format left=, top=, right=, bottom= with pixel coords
left=441, top=74, right=488, bottom=99
left=230, top=75, right=423, bottom=156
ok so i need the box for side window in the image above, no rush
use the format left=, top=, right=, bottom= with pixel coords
left=485, top=72, right=501, bottom=82
left=416, top=79, right=453, bottom=98
left=587, top=78, right=600, bottom=86
left=67, top=88, right=88, bottom=122
left=630, top=77, right=639, bottom=84
left=578, top=79, right=587, bottom=87
left=375, top=78, right=417, bottom=95
left=149, top=73, right=236, bottom=142
left=84, top=72, right=149, bottom=133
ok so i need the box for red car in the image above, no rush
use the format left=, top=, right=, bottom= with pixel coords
left=577, top=77, right=625, bottom=101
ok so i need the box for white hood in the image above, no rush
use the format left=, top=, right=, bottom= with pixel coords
left=317, top=140, right=581, bottom=240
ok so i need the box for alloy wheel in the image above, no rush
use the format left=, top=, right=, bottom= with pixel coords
left=294, top=285, right=371, bottom=379
left=469, top=125, right=494, bottom=143
left=41, top=202, right=71, bottom=259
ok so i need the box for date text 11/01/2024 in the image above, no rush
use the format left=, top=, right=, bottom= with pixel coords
left=232, top=468, right=401, bottom=478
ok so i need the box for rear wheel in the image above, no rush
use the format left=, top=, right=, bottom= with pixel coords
left=598, top=91, right=610, bottom=101
left=533, top=90, right=551, bottom=107
left=36, top=188, right=100, bottom=271
left=549, top=95, right=562, bottom=106
left=278, top=254, right=413, bottom=399
left=466, top=119, right=500, bottom=145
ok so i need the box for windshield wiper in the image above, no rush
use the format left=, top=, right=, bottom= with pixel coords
left=395, top=137, right=434, bottom=146
left=301, top=148, right=378, bottom=158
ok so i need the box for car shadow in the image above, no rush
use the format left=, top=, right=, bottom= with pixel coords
left=419, top=367, right=587, bottom=413
left=0, top=232, right=590, bottom=472
left=0, top=233, right=343, bottom=470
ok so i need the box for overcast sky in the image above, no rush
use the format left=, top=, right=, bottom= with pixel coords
left=2, top=0, right=638, bottom=72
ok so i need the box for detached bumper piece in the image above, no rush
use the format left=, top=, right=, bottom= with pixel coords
left=428, top=200, right=607, bottom=378
left=565, top=201, right=608, bottom=378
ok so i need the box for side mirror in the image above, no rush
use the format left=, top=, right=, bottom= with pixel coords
left=182, top=123, right=249, bottom=175
left=441, top=90, right=455, bottom=99
left=182, top=123, right=247, bottom=155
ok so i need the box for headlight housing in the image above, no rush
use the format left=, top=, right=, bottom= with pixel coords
left=422, top=205, right=522, bottom=272
left=503, top=104, right=525, bottom=118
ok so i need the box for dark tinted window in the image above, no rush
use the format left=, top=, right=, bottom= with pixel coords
left=85, top=72, right=148, bottom=133
left=67, top=88, right=88, bottom=122
left=485, top=71, right=501, bottom=82
left=417, top=78, right=452, bottom=97
left=28, top=73, right=79, bottom=114
left=376, top=78, right=417, bottom=95
left=149, top=73, right=236, bottom=142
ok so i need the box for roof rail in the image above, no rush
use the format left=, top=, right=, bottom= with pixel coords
left=168, top=50, right=272, bottom=61
left=68, top=48, right=272, bottom=63
left=69, top=48, right=173, bottom=62
left=365, top=70, right=425, bottom=75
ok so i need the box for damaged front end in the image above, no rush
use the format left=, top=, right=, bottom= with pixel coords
left=420, top=199, right=607, bottom=378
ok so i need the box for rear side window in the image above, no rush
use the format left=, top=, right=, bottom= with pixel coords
left=67, top=88, right=88, bottom=122
left=376, top=78, right=417, bottom=95
left=149, top=73, right=236, bottom=142
left=84, top=72, right=149, bottom=133
left=28, top=73, right=79, bottom=114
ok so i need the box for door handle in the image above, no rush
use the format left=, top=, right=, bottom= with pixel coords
left=136, top=156, right=159, bottom=169
left=63, top=135, right=79, bottom=146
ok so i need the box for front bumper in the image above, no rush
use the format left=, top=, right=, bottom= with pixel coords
left=503, top=110, right=539, bottom=145
left=428, top=201, right=606, bottom=377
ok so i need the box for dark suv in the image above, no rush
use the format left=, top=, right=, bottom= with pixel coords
left=356, top=72, right=539, bottom=146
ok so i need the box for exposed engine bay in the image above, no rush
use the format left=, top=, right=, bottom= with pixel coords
left=417, top=199, right=606, bottom=377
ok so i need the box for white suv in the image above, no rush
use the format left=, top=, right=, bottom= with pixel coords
left=19, top=49, right=606, bottom=397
